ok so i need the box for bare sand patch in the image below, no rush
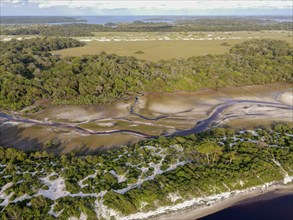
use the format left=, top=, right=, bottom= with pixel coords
left=148, top=102, right=194, bottom=114
left=55, top=108, right=97, bottom=121
left=146, top=94, right=199, bottom=114
left=136, top=96, right=147, bottom=109
left=35, top=104, right=125, bottom=122
left=97, top=122, right=115, bottom=127
left=218, top=103, right=292, bottom=128
left=279, top=91, right=293, bottom=106
left=115, top=102, right=131, bottom=110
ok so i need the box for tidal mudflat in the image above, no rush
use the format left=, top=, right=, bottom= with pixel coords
left=0, top=82, right=292, bottom=154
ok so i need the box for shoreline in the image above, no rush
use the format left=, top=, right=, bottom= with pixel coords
left=154, top=182, right=293, bottom=220
left=120, top=177, right=293, bottom=220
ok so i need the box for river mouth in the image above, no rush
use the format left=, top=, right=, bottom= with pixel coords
left=0, top=82, right=292, bottom=155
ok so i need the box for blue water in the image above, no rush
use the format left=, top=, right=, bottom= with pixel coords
left=199, top=194, right=293, bottom=220
left=2, top=16, right=291, bottom=25
left=0, top=16, right=181, bottom=25
left=78, top=16, right=180, bottom=24
left=77, top=16, right=293, bottom=25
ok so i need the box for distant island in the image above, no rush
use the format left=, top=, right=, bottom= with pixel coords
left=0, top=16, right=86, bottom=24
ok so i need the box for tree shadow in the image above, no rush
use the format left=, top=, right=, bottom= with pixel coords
left=0, top=124, right=65, bottom=155
left=0, top=122, right=148, bottom=156
left=72, top=138, right=141, bottom=156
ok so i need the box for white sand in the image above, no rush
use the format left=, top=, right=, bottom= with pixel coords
left=152, top=160, right=293, bottom=220
left=54, top=108, right=105, bottom=121
left=219, top=103, right=293, bottom=127
left=38, top=174, right=69, bottom=200
left=97, top=122, right=115, bottom=127
left=278, top=91, right=293, bottom=106
left=0, top=182, right=14, bottom=207
left=156, top=183, right=293, bottom=220
left=148, top=101, right=195, bottom=114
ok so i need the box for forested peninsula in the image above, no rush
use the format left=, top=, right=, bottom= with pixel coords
left=0, top=38, right=292, bottom=110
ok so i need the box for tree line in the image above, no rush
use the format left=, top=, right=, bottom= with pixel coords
left=0, top=38, right=292, bottom=110
left=1, top=18, right=292, bottom=37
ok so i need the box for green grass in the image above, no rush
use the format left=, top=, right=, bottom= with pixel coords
left=52, top=39, right=242, bottom=61
left=51, top=31, right=292, bottom=61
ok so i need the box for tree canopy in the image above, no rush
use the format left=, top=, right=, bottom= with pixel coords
left=0, top=38, right=292, bottom=110
left=0, top=125, right=292, bottom=219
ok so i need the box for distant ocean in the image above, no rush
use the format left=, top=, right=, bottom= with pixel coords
left=75, top=16, right=196, bottom=24
left=200, top=193, right=293, bottom=220
left=75, top=16, right=293, bottom=25
left=1, top=16, right=291, bottom=25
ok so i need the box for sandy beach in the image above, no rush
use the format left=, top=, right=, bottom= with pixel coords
left=155, top=183, right=293, bottom=220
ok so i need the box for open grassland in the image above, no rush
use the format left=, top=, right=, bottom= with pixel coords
left=51, top=31, right=292, bottom=61
left=52, top=40, right=242, bottom=61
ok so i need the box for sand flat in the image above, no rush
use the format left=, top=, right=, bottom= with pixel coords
left=1, top=82, right=292, bottom=154
left=279, top=91, right=293, bottom=106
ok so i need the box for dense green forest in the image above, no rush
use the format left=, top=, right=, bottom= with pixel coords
left=0, top=124, right=292, bottom=219
left=175, top=17, right=293, bottom=31
left=0, top=16, right=86, bottom=24
left=1, top=18, right=292, bottom=37
left=0, top=38, right=292, bottom=110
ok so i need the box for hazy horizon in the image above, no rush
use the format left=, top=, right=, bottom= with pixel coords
left=1, top=0, right=292, bottom=16
left=0, top=14, right=292, bottom=18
